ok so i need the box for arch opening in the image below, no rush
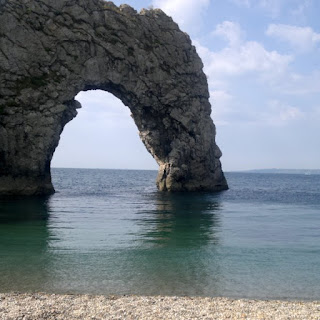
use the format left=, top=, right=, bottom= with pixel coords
left=52, top=90, right=157, bottom=171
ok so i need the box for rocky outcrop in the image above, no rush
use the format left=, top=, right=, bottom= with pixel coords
left=0, top=0, right=228, bottom=195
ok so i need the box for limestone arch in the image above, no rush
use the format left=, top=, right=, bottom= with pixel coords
left=0, top=0, right=228, bottom=195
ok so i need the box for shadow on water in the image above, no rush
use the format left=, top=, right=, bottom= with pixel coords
left=0, top=196, right=52, bottom=292
left=109, top=192, right=225, bottom=296
left=0, top=196, right=50, bottom=223
left=136, top=192, right=222, bottom=247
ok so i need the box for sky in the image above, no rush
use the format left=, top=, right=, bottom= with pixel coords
left=52, top=0, right=320, bottom=171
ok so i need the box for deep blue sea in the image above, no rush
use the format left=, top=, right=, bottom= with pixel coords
left=0, top=169, right=319, bottom=300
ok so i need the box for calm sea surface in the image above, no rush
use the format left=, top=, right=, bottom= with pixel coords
left=0, top=169, right=319, bottom=300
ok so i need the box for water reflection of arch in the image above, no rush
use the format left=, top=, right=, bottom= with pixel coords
left=137, top=192, right=222, bottom=248
left=0, top=196, right=51, bottom=292
left=124, top=192, right=224, bottom=296
left=0, top=196, right=50, bottom=223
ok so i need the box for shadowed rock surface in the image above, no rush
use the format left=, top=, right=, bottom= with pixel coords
left=0, top=0, right=228, bottom=195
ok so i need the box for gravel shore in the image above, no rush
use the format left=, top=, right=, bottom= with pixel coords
left=0, top=293, right=319, bottom=319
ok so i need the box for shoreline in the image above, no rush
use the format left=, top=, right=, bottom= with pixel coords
left=1, top=292, right=319, bottom=319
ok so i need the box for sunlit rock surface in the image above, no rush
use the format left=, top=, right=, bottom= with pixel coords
left=0, top=0, right=228, bottom=195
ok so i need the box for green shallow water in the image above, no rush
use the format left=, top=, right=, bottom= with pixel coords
left=0, top=169, right=319, bottom=299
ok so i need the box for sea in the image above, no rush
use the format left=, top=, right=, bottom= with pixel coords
left=0, top=168, right=319, bottom=300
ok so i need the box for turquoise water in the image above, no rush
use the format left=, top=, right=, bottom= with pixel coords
left=0, top=169, right=319, bottom=300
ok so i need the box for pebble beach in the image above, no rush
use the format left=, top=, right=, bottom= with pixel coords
left=1, top=293, right=319, bottom=320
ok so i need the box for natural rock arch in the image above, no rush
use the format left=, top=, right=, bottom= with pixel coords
left=0, top=0, right=228, bottom=195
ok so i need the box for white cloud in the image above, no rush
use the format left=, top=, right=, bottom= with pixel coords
left=210, top=94, right=305, bottom=127
left=192, top=21, right=315, bottom=127
left=262, top=100, right=304, bottom=125
left=266, top=24, right=320, bottom=52
left=211, top=90, right=233, bottom=107
left=152, top=0, right=209, bottom=31
left=210, top=90, right=233, bottom=125
left=195, top=26, right=292, bottom=78
left=211, top=21, right=244, bottom=47
left=276, top=71, right=320, bottom=95
left=258, top=0, right=285, bottom=18
left=290, top=0, right=311, bottom=22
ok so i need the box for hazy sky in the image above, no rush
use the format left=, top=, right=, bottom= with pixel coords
left=52, top=0, right=320, bottom=171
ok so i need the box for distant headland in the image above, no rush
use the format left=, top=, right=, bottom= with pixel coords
left=238, top=169, right=320, bottom=175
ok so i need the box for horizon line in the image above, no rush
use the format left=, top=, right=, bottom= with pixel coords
left=51, top=166, right=320, bottom=172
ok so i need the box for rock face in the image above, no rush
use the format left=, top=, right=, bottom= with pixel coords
left=0, top=0, right=228, bottom=195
